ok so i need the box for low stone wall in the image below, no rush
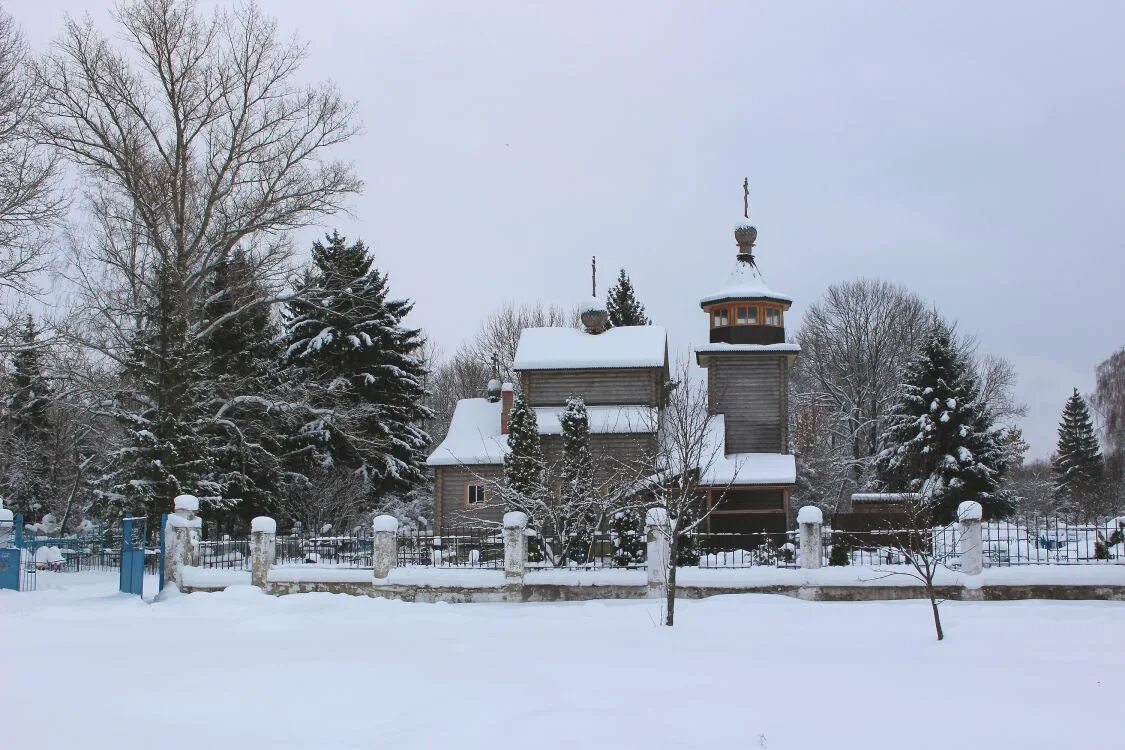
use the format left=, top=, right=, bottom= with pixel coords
left=185, top=511, right=1125, bottom=604
left=260, top=579, right=1125, bottom=603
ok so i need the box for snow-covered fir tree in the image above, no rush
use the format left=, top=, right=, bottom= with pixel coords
left=875, top=321, right=1012, bottom=522
left=1051, top=388, right=1103, bottom=506
left=605, top=269, right=650, bottom=328
left=1, top=316, right=56, bottom=515
left=200, top=249, right=287, bottom=526
left=99, top=264, right=221, bottom=522
left=503, top=392, right=546, bottom=561
left=503, top=393, right=544, bottom=508
left=608, top=509, right=644, bottom=567
left=559, top=396, right=596, bottom=563
left=281, top=231, right=432, bottom=501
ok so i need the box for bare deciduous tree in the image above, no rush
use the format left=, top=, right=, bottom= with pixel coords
left=0, top=7, right=63, bottom=299
left=792, top=279, right=931, bottom=511
left=37, top=0, right=362, bottom=356
left=792, top=279, right=1026, bottom=514
left=426, top=302, right=580, bottom=444
left=1092, top=347, right=1125, bottom=465
left=644, top=361, right=741, bottom=626
left=842, top=492, right=952, bottom=640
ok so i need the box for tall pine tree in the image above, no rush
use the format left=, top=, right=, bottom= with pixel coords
left=1051, top=388, right=1103, bottom=506
left=200, top=249, right=287, bottom=527
left=875, top=321, right=1012, bottom=522
left=605, top=269, right=650, bottom=328
left=281, top=231, right=432, bottom=501
left=2, top=316, right=56, bottom=516
left=100, top=263, right=220, bottom=523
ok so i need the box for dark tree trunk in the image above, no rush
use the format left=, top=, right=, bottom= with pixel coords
left=926, top=582, right=944, bottom=640
left=665, top=533, right=678, bottom=626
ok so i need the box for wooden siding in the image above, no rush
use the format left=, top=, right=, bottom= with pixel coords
left=522, top=368, right=662, bottom=407
left=704, top=486, right=792, bottom=532
left=706, top=354, right=790, bottom=454
left=540, top=433, right=656, bottom=478
left=435, top=465, right=504, bottom=530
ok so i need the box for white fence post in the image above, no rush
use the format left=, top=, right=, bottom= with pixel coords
left=957, top=501, right=983, bottom=576
left=503, top=511, right=528, bottom=583
left=250, top=516, right=277, bottom=589
left=797, top=505, right=824, bottom=570
left=645, top=507, right=670, bottom=593
left=372, top=515, right=399, bottom=580
left=165, top=494, right=201, bottom=588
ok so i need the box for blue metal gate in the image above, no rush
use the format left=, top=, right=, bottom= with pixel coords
left=119, top=516, right=146, bottom=596
left=0, top=512, right=31, bottom=591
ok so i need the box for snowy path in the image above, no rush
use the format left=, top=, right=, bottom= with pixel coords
left=2, top=572, right=1122, bottom=749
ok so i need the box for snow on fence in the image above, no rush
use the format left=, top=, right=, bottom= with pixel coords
left=21, top=526, right=162, bottom=574
left=693, top=531, right=798, bottom=569
left=822, top=515, right=1125, bottom=568
left=274, top=532, right=374, bottom=568
left=396, top=527, right=505, bottom=569
left=196, top=536, right=251, bottom=570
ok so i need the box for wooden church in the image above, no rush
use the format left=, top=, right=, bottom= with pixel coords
left=427, top=213, right=798, bottom=534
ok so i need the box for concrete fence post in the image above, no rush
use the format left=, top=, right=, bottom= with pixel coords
left=957, top=501, right=984, bottom=576
left=250, top=516, right=277, bottom=589
left=503, top=511, right=528, bottom=582
left=165, top=494, right=202, bottom=588
left=645, top=507, right=670, bottom=594
left=797, top=505, right=824, bottom=570
left=372, top=515, right=399, bottom=580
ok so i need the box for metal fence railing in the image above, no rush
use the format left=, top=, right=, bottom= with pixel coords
left=197, top=537, right=251, bottom=570
left=23, top=528, right=124, bottom=573
left=691, top=531, right=798, bottom=568
left=397, top=527, right=504, bottom=569
left=274, top=533, right=373, bottom=568
left=822, top=515, right=1125, bottom=568
left=979, top=516, right=1125, bottom=565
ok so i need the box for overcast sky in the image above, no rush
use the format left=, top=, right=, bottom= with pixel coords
left=17, top=0, right=1125, bottom=458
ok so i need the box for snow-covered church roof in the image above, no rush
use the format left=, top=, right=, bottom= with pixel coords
left=426, top=400, right=659, bottom=467
left=426, top=398, right=508, bottom=467
left=699, top=219, right=792, bottom=307
left=695, top=415, right=797, bottom=486
left=513, top=325, right=667, bottom=371
left=699, top=256, right=792, bottom=307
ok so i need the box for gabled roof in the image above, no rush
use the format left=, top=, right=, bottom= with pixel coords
left=513, top=325, right=667, bottom=371
left=699, top=259, right=792, bottom=307
left=426, top=400, right=659, bottom=468
left=426, top=398, right=508, bottom=467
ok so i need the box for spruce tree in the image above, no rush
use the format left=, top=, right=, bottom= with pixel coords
left=2, top=316, right=56, bottom=515
left=281, top=231, right=432, bottom=501
left=503, top=394, right=545, bottom=562
left=1051, top=388, right=1103, bottom=506
left=609, top=509, right=644, bottom=567
left=200, top=249, right=286, bottom=526
left=875, top=321, right=1012, bottom=522
left=559, top=397, right=596, bottom=564
left=605, top=269, right=650, bottom=328
left=100, top=264, right=219, bottom=523
left=503, top=393, right=543, bottom=508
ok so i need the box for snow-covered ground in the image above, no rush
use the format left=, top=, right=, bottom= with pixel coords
left=2, top=572, right=1122, bottom=749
